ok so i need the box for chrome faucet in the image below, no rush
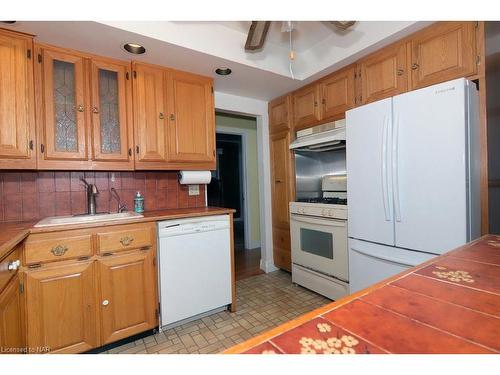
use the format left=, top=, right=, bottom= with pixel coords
left=110, top=188, right=127, bottom=213
left=80, top=178, right=99, bottom=215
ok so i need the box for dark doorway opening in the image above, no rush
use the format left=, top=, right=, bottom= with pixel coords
left=208, top=133, right=245, bottom=248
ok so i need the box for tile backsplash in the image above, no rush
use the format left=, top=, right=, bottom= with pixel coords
left=0, top=171, right=206, bottom=223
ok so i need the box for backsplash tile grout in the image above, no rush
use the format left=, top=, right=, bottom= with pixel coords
left=0, top=171, right=206, bottom=223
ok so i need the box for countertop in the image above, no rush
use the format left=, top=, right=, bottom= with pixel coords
left=0, top=207, right=235, bottom=260
left=225, top=235, right=500, bottom=354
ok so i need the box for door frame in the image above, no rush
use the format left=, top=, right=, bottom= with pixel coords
left=216, top=125, right=254, bottom=250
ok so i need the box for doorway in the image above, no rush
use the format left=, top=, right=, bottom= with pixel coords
left=208, top=133, right=245, bottom=248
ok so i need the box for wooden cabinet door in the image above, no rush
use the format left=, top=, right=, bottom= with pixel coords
left=410, top=22, right=477, bottom=90
left=320, top=66, right=355, bottom=121
left=0, top=29, right=36, bottom=169
left=269, top=95, right=291, bottom=134
left=359, top=42, right=407, bottom=104
left=132, top=63, right=168, bottom=167
left=37, top=46, right=88, bottom=162
left=25, top=261, right=97, bottom=353
left=270, top=131, right=292, bottom=228
left=90, top=58, right=133, bottom=166
left=166, top=70, right=215, bottom=165
left=97, top=249, right=158, bottom=345
left=0, top=274, right=25, bottom=354
left=293, top=84, right=321, bottom=130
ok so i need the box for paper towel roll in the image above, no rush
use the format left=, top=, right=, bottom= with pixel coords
left=178, top=170, right=212, bottom=185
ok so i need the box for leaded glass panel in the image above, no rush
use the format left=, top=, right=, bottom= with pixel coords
left=98, top=69, right=121, bottom=154
left=53, top=60, right=78, bottom=152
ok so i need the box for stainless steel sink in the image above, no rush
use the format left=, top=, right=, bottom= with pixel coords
left=34, top=212, right=144, bottom=227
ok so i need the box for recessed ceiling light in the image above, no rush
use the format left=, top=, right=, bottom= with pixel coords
left=215, top=67, right=232, bottom=76
left=1, top=21, right=16, bottom=24
left=123, top=43, right=146, bottom=55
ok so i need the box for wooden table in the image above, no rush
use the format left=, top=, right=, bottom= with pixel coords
left=225, top=235, right=500, bottom=354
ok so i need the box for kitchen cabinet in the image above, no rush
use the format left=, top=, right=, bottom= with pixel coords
left=319, top=65, right=356, bottom=122
left=358, top=41, right=408, bottom=105
left=269, top=95, right=291, bottom=134
left=21, top=222, right=158, bottom=353
left=166, top=70, right=215, bottom=166
left=0, top=244, right=25, bottom=354
left=35, top=44, right=134, bottom=170
left=410, top=22, right=477, bottom=90
left=0, top=28, right=36, bottom=169
left=97, top=248, right=158, bottom=344
left=133, top=63, right=216, bottom=170
left=25, top=260, right=97, bottom=353
left=293, top=83, right=321, bottom=130
left=132, top=62, right=168, bottom=168
left=270, top=131, right=294, bottom=271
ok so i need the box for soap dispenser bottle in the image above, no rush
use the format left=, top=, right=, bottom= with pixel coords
left=134, top=191, right=144, bottom=213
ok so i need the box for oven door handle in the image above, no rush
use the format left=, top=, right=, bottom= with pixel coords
left=291, top=214, right=346, bottom=227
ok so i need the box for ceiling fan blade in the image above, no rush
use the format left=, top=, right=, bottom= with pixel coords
left=330, top=21, right=356, bottom=31
left=245, top=21, right=271, bottom=52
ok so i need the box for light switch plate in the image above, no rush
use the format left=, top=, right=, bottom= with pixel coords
left=188, top=184, right=200, bottom=196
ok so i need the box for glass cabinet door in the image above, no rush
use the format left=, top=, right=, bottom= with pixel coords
left=41, top=49, right=87, bottom=160
left=90, top=59, right=131, bottom=162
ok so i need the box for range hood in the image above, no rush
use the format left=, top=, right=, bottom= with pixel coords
left=289, top=126, right=346, bottom=152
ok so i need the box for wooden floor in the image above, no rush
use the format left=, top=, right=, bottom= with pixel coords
left=234, top=247, right=264, bottom=281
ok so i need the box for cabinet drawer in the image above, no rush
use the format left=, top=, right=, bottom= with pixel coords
left=96, top=224, right=153, bottom=254
left=273, top=228, right=291, bottom=252
left=0, top=244, right=22, bottom=292
left=274, top=247, right=291, bottom=272
left=25, top=232, right=93, bottom=265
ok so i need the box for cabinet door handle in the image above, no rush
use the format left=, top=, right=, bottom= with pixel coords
left=102, top=299, right=109, bottom=306
left=411, top=63, right=419, bottom=70
left=77, top=105, right=84, bottom=112
left=128, top=148, right=132, bottom=156
left=159, top=112, right=165, bottom=120
left=170, top=114, right=175, bottom=121
left=29, top=140, right=34, bottom=150
left=51, top=245, right=68, bottom=256
left=92, top=106, right=99, bottom=114
left=120, top=236, right=134, bottom=246
left=314, top=101, right=318, bottom=107
left=8, top=260, right=21, bottom=272
left=397, top=69, right=404, bottom=76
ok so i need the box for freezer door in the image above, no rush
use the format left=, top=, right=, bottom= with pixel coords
left=348, top=238, right=436, bottom=293
left=346, top=98, right=394, bottom=245
left=393, top=78, right=471, bottom=254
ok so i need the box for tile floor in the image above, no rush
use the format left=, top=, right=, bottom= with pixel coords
left=105, top=270, right=330, bottom=354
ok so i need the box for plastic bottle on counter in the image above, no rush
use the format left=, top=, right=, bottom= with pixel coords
left=134, top=191, right=144, bottom=213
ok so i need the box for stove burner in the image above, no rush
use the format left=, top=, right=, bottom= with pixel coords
left=297, top=197, right=347, bottom=205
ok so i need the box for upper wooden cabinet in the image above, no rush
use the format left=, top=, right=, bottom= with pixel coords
left=35, top=44, right=134, bottom=170
left=166, top=70, right=215, bottom=165
left=269, top=95, right=291, bottom=134
left=410, top=22, right=477, bottom=90
left=132, top=62, right=168, bottom=168
left=319, top=66, right=356, bottom=121
left=132, top=62, right=216, bottom=170
left=0, top=28, right=36, bottom=169
left=293, top=84, right=321, bottom=130
left=358, top=42, right=408, bottom=105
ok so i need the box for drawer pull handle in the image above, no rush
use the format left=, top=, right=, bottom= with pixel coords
left=102, top=300, right=109, bottom=306
left=120, top=236, right=134, bottom=246
left=51, top=245, right=68, bottom=256
left=8, top=260, right=21, bottom=272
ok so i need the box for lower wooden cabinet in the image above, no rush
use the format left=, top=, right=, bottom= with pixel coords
left=0, top=274, right=25, bottom=354
left=98, top=249, right=158, bottom=345
left=25, top=260, right=97, bottom=354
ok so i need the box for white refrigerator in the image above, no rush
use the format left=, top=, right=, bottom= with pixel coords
left=346, top=78, right=481, bottom=293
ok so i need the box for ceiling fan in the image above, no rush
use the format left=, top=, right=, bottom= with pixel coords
left=244, top=21, right=356, bottom=52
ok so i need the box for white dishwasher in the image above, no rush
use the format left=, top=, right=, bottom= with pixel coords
left=157, top=214, right=232, bottom=328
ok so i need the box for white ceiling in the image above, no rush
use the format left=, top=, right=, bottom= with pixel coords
left=2, top=21, right=431, bottom=100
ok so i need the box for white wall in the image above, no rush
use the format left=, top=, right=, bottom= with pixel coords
left=214, top=91, right=278, bottom=273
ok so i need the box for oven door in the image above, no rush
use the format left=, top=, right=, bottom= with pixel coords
left=290, top=214, right=348, bottom=282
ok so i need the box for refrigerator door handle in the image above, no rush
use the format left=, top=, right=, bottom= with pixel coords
left=381, top=115, right=391, bottom=221
left=393, top=112, right=402, bottom=222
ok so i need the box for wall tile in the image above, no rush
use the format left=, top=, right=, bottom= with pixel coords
left=54, top=172, right=70, bottom=192
left=0, top=171, right=207, bottom=223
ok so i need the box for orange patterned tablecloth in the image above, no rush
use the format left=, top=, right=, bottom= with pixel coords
left=224, top=235, right=500, bottom=354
